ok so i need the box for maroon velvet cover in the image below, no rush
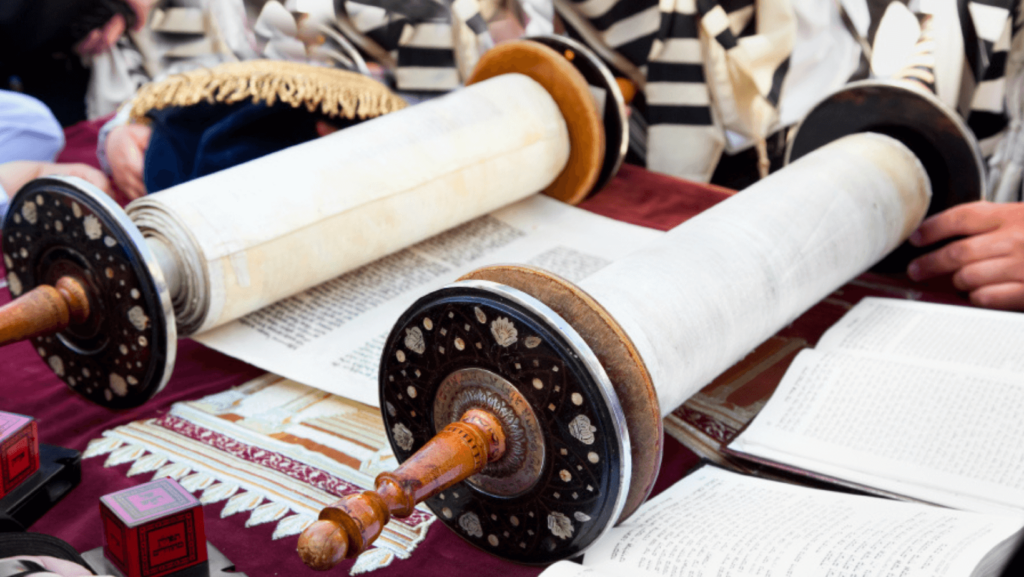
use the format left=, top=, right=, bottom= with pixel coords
left=2, top=133, right=719, bottom=576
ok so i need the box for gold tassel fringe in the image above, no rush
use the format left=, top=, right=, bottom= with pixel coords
left=129, top=60, right=407, bottom=122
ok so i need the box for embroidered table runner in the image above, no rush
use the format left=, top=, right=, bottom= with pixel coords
left=84, top=375, right=434, bottom=575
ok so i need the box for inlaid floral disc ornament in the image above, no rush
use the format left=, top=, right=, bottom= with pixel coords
left=1, top=177, right=174, bottom=407
left=379, top=280, right=631, bottom=563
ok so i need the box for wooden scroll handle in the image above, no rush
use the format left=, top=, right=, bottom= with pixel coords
left=0, top=277, right=90, bottom=347
left=298, top=409, right=506, bottom=570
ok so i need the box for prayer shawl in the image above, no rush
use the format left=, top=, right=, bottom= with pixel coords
left=557, top=0, right=1019, bottom=186
left=340, top=0, right=495, bottom=93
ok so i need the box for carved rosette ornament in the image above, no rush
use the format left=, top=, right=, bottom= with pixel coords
left=379, top=282, right=627, bottom=563
left=1, top=179, right=173, bottom=407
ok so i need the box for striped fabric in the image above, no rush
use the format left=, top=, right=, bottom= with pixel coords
left=896, top=12, right=937, bottom=93
left=965, top=0, right=1016, bottom=157
left=559, top=0, right=794, bottom=181
left=981, top=0, right=1024, bottom=201
left=342, top=0, right=493, bottom=94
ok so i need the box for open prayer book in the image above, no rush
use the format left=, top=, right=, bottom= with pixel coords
left=539, top=466, right=1023, bottom=577
left=542, top=299, right=1024, bottom=577
left=725, top=297, right=1024, bottom=514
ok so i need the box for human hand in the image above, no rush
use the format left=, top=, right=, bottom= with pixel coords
left=0, top=161, right=114, bottom=200
left=907, top=201, right=1024, bottom=310
left=106, top=124, right=152, bottom=200
left=124, top=0, right=156, bottom=30
left=74, top=0, right=155, bottom=55
left=75, top=14, right=127, bottom=56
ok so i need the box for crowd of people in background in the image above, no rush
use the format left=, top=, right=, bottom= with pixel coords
left=0, top=0, right=1023, bottom=310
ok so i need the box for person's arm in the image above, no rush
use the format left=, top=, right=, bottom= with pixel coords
left=0, top=0, right=154, bottom=57
left=0, top=161, right=113, bottom=217
left=103, top=122, right=151, bottom=200
left=907, top=201, right=1024, bottom=310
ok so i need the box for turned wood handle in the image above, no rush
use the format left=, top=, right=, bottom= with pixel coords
left=0, top=277, right=90, bottom=347
left=298, top=409, right=505, bottom=570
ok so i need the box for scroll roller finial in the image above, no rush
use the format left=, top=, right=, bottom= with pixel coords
left=0, top=276, right=90, bottom=348
left=297, top=409, right=506, bottom=570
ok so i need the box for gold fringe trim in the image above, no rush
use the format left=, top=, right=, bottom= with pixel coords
left=129, top=60, right=407, bottom=122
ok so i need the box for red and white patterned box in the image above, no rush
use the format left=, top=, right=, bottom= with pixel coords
left=100, top=478, right=207, bottom=577
left=0, top=411, right=39, bottom=498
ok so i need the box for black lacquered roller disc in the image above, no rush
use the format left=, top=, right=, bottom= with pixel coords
left=379, top=280, right=630, bottom=564
left=1, top=177, right=175, bottom=408
left=529, top=35, right=628, bottom=197
left=787, top=80, right=984, bottom=216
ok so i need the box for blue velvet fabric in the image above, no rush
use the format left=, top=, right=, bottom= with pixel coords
left=143, top=100, right=357, bottom=194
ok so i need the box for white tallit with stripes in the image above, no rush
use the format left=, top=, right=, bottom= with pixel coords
left=981, top=0, right=1024, bottom=202
left=341, top=0, right=494, bottom=93
left=557, top=0, right=795, bottom=182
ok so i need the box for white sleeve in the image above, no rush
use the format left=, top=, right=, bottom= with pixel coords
left=0, top=180, right=9, bottom=225
left=96, top=103, right=132, bottom=175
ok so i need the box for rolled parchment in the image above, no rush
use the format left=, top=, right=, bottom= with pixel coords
left=580, top=133, right=932, bottom=415
left=129, top=74, right=570, bottom=335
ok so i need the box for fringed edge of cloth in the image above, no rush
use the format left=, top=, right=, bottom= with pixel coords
left=129, top=60, right=407, bottom=122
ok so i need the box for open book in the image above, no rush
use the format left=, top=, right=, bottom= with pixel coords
left=726, top=297, right=1024, bottom=514
left=540, top=466, right=1023, bottom=577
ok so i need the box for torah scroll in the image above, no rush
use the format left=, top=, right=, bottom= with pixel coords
left=129, top=73, right=570, bottom=335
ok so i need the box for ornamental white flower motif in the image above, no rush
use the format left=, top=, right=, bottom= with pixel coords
left=574, top=512, right=591, bottom=522
left=404, top=327, right=426, bottom=354
left=474, top=306, right=487, bottom=324
left=7, top=272, right=22, bottom=297
left=48, top=355, right=64, bottom=377
left=109, top=373, right=128, bottom=397
left=490, top=317, right=518, bottom=347
left=459, top=512, right=483, bottom=538
left=21, top=202, right=37, bottom=225
left=524, top=336, right=542, bottom=348
left=128, top=306, right=149, bottom=331
left=84, top=215, right=103, bottom=239
left=568, top=415, right=597, bottom=445
left=548, top=512, right=573, bottom=540
left=392, top=423, right=414, bottom=451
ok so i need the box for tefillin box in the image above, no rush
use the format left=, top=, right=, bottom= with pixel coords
left=100, top=478, right=208, bottom=577
left=0, top=411, right=40, bottom=497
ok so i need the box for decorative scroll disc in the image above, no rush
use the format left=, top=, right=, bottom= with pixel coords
left=379, top=281, right=630, bottom=564
left=1, top=177, right=175, bottom=407
left=787, top=80, right=984, bottom=215
left=528, top=35, right=628, bottom=197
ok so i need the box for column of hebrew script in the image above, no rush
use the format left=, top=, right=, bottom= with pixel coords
left=568, top=467, right=1022, bottom=577
left=195, top=195, right=660, bottom=406
left=729, top=298, right=1024, bottom=513
left=816, top=297, right=1024, bottom=374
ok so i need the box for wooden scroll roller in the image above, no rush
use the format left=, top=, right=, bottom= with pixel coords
left=0, top=37, right=627, bottom=408
left=299, top=409, right=506, bottom=569
left=0, top=278, right=89, bottom=347
left=300, top=19, right=989, bottom=567
left=299, top=130, right=947, bottom=567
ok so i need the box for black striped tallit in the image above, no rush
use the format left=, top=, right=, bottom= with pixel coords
left=560, top=0, right=792, bottom=181
left=341, top=0, right=491, bottom=94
